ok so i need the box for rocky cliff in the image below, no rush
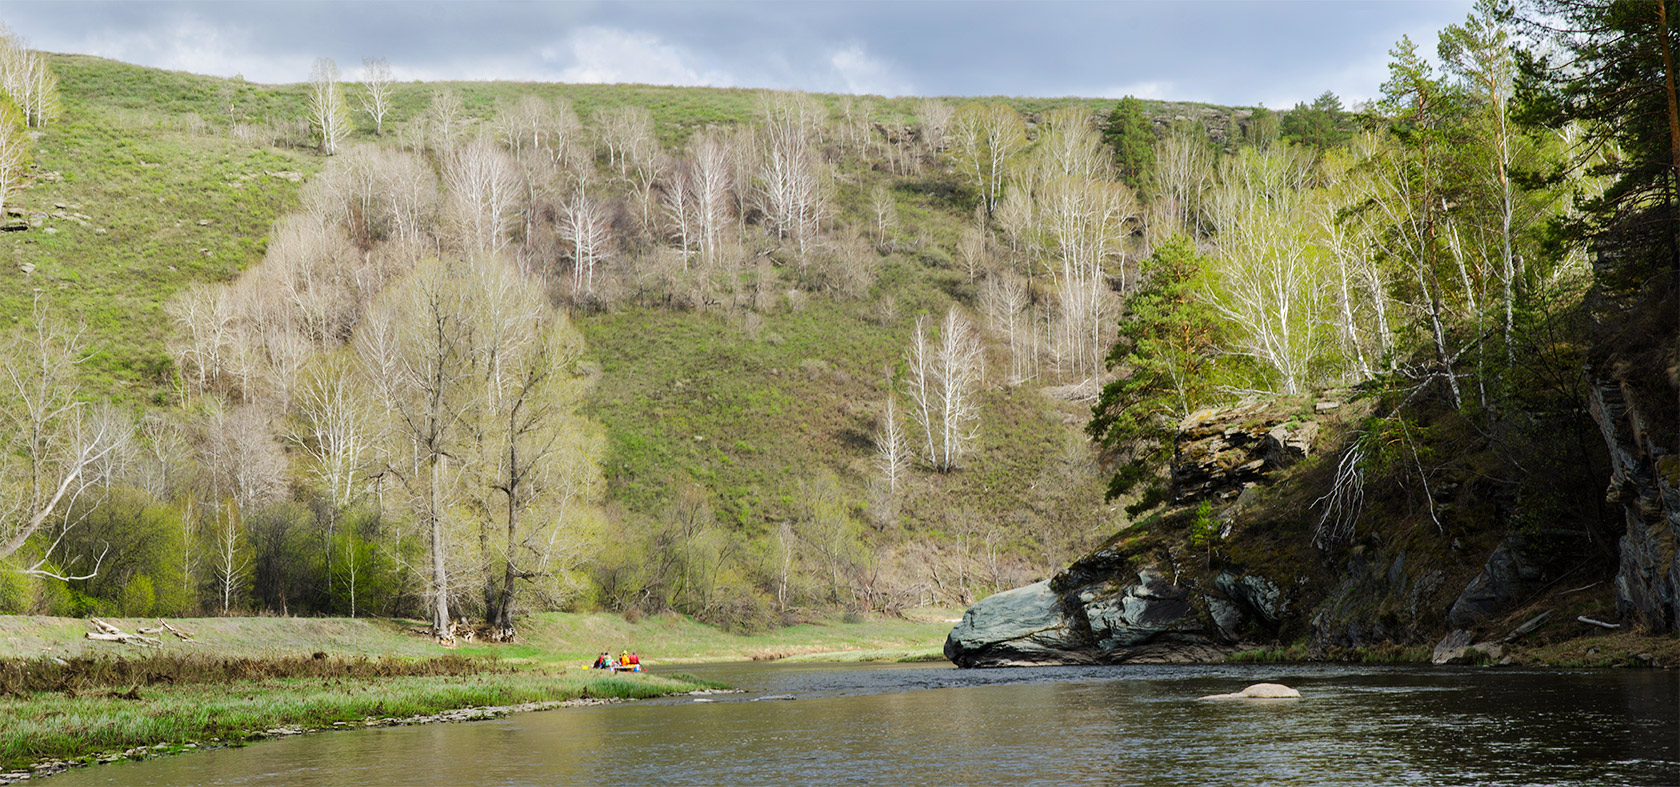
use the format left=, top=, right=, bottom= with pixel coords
left=946, top=373, right=1675, bottom=667
left=946, top=398, right=1324, bottom=667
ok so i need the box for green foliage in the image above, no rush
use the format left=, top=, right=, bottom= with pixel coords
left=1102, top=95, right=1155, bottom=191
left=1189, top=499, right=1218, bottom=560
left=1522, top=0, right=1680, bottom=285
left=1243, top=105, right=1280, bottom=149
left=1281, top=91, right=1352, bottom=150
left=1087, top=236, right=1223, bottom=512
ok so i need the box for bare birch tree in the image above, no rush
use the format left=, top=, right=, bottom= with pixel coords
left=949, top=103, right=1026, bottom=213
left=904, top=308, right=984, bottom=471
left=756, top=92, right=828, bottom=253
left=444, top=138, right=520, bottom=256
left=0, top=27, right=60, bottom=128
left=308, top=58, right=352, bottom=156
left=559, top=192, right=612, bottom=295
left=0, top=105, right=31, bottom=220
left=0, top=300, right=131, bottom=579
left=873, top=397, right=910, bottom=495
left=356, top=57, right=394, bottom=136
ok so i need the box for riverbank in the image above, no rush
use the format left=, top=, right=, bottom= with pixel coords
left=0, top=609, right=960, bottom=664
left=0, top=609, right=954, bottom=781
left=0, top=655, right=725, bottom=781
left=1224, top=631, right=1680, bottom=669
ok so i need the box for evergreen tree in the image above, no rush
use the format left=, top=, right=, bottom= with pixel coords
left=1281, top=91, right=1352, bottom=150
left=1087, top=237, right=1223, bottom=513
left=1523, top=0, right=1680, bottom=284
left=1103, top=95, right=1156, bottom=191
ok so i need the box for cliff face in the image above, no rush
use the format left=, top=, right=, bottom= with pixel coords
left=1591, top=378, right=1680, bottom=633
left=946, top=373, right=1675, bottom=666
left=946, top=398, right=1325, bottom=667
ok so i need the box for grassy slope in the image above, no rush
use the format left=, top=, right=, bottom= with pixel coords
left=5, top=55, right=1241, bottom=404
left=2, top=56, right=319, bottom=402
left=1, top=55, right=1133, bottom=578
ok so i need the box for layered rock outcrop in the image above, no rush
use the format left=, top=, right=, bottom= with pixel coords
left=1173, top=400, right=1321, bottom=502
left=1589, top=379, right=1680, bottom=633
left=942, top=562, right=1261, bottom=667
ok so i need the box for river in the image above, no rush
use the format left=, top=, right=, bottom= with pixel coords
left=51, top=662, right=1680, bottom=786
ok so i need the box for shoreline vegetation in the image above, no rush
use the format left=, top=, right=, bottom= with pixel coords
left=0, top=609, right=954, bottom=781
left=1, top=612, right=1674, bottom=782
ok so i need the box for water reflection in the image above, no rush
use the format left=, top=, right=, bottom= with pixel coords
left=54, top=664, right=1680, bottom=787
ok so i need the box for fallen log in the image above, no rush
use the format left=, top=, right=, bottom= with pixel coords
left=86, top=619, right=164, bottom=647
left=1577, top=615, right=1621, bottom=630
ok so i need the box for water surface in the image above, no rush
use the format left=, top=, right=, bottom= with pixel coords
left=54, top=662, right=1680, bottom=786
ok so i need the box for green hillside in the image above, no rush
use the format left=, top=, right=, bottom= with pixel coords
left=3, top=53, right=1180, bottom=629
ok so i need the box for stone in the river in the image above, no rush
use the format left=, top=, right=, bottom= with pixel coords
left=1199, top=682, right=1301, bottom=700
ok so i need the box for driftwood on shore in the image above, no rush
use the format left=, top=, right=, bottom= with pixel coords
left=85, top=619, right=195, bottom=647
left=85, top=619, right=164, bottom=647
left=137, top=620, right=197, bottom=641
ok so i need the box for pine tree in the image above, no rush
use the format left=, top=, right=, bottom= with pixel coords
left=1102, top=96, right=1155, bottom=192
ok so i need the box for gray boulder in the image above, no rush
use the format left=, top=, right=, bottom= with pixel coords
left=1079, top=568, right=1205, bottom=650
left=1447, top=531, right=1580, bottom=629
left=943, top=580, right=1087, bottom=667
left=1431, top=629, right=1473, bottom=665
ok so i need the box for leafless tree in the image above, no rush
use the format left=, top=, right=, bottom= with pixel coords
left=308, top=57, right=352, bottom=156
left=689, top=132, right=733, bottom=269
left=0, top=27, right=59, bottom=128
left=558, top=192, right=613, bottom=295
left=167, top=283, right=242, bottom=402
left=0, top=300, right=132, bottom=579
left=356, top=57, right=394, bottom=136
left=200, top=402, right=287, bottom=513
left=916, top=98, right=954, bottom=158
left=904, top=307, right=984, bottom=471
left=661, top=160, right=697, bottom=267
left=0, top=109, right=30, bottom=220
left=1202, top=146, right=1328, bottom=394
left=421, top=88, right=466, bottom=153
left=756, top=92, right=828, bottom=253
left=444, top=138, right=520, bottom=256
left=949, top=103, right=1025, bottom=213
left=873, top=397, right=910, bottom=495
left=871, top=182, right=897, bottom=249
left=1154, top=126, right=1214, bottom=236
left=981, top=271, right=1033, bottom=384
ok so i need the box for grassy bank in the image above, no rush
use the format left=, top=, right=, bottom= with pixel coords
left=0, top=609, right=954, bottom=777
left=0, top=655, right=717, bottom=776
left=0, top=609, right=959, bottom=664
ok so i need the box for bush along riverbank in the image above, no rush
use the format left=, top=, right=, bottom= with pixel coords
left=0, top=653, right=728, bottom=783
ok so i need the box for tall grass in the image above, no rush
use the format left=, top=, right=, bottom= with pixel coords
left=0, top=668, right=709, bottom=771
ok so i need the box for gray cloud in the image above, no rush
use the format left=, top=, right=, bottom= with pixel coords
left=5, top=0, right=1472, bottom=106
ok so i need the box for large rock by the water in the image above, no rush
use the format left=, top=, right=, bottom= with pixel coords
left=943, top=580, right=1088, bottom=667
left=1447, top=531, right=1580, bottom=629
left=1079, top=568, right=1206, bottom=650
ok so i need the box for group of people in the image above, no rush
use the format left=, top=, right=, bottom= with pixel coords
left=590, top=650, right=642, bottom=672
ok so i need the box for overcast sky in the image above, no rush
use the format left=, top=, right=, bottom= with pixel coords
left=4, top=1, right=1473, bottom=108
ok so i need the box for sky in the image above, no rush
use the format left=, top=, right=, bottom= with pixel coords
left=3, top=1, right=1475, bottom=108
